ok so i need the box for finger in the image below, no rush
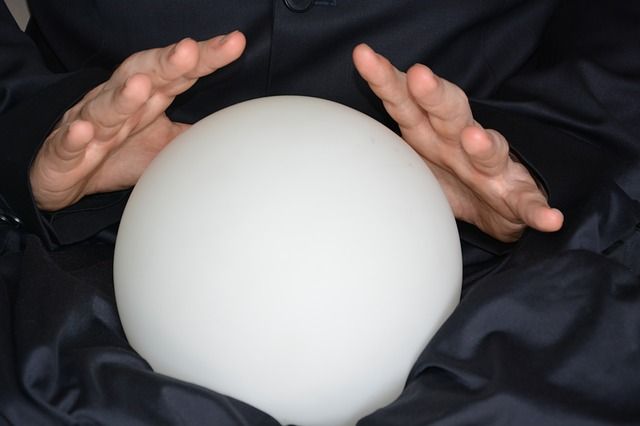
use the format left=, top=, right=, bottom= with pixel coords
left=508, top=188, right=564, bottom=233
left=134, top=37, right=200, bottom=96
left=524, top=202, right=564, bottom=233
left=352, top=44, right=426, bottom=132
left=406, top=64, right=474, bottom=139
left=81, top=73, right=152, bottom=138
left=51, top=120, right=95, bottom=164
left=112, top=32, right=245, bottom=97
left=106, top=37, right=199, bottom=93
left=183, top=31, right=246, bottom=80
left=460, top=126, right=510, bottom=177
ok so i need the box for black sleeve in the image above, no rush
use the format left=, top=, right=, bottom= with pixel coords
left=459, top=1, right=640, bottom=254
left=0, top=4, right=117, bottom=248
left=487, top=1, right=640, bottom=201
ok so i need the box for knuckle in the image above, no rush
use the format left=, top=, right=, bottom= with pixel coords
left=456, top=87, right=469, bottom=105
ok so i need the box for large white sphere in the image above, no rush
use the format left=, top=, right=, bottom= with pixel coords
left=114, top=96, right=461, bottom=426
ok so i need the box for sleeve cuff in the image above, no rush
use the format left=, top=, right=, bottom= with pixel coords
left=460, top=99, right=622, bottom=254
left=0, top=68, right=111, bottom=248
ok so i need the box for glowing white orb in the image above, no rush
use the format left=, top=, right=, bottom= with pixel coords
left=114, top=96, right=461, bottom=426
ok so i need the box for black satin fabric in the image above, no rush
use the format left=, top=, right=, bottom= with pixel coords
left=1, top=1, right=640, bottom=425
left=365, top=241, right=640, bottom=425
left=2, top=216, right=639, bottom=425
left=0, top=230, right=279, bottom=426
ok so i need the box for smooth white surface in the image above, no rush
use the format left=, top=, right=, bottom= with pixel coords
left=114, top=96, right=462, bottom=426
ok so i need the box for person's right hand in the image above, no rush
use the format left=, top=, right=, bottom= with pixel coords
left=30, top=31, right=246, bottom=211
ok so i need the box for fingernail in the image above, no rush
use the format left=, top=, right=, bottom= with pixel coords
left=219, top=30, right=237, bottom=45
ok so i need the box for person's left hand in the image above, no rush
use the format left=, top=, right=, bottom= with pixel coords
left=352, top=44, right=563, bottom=242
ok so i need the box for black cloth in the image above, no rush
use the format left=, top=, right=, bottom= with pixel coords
left=1, top=1, right=639, bottom=425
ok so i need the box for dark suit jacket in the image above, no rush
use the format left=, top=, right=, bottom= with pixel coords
left=1, top=0, right=638, bottom=248
left=1, top=2, right=639, bottom=425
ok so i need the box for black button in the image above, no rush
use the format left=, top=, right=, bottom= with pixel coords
left=284, top=0, right=314, bottom=12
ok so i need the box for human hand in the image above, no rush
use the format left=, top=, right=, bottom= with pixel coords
left=30, top=31, right=246, bottom=211
left=352, top=44, right=563, bottom=242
